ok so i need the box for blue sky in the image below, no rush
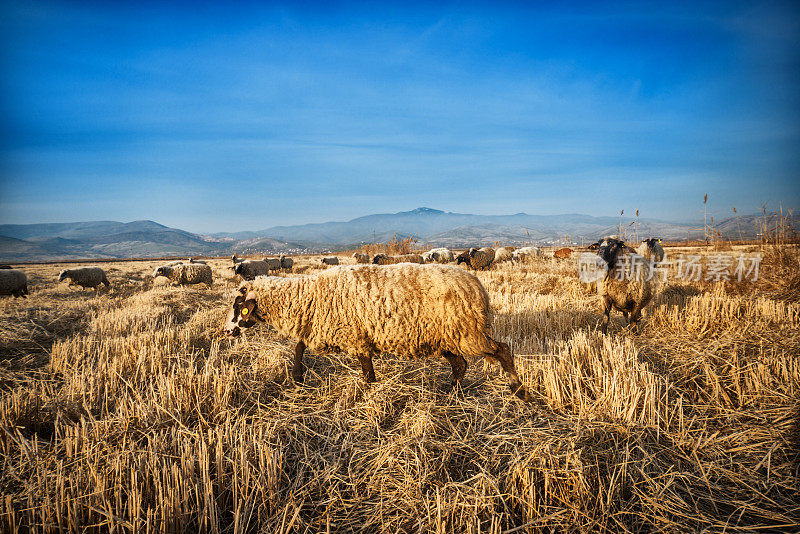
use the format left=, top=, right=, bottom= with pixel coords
left=1, top=1, right=798, bottom=233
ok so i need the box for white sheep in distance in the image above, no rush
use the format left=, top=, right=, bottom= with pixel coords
left=58, top=267, right=110, bottom=290
left=0, top=269, right=28, bottom=298
left=234, top=260, right=270, bottom=280
left=153, top=263, right=213, bottom=287
left=595, top=237, right=654, bottom=333
left=279, top=255, right=293, bottom=271
left=493, top=246, right=516, bottom=264
left=421, top=248, right=455, bottom=264
left=353, top=253, right=370, bottom=264
left=372, top=253, right=425, bottom=265
left=512, top=247, right=543, bottom=262
left=321, top=256, right=340, bottom=266
left=637, top=238, right=665, bottom=263
left=223, top=263, right=530, bottom=401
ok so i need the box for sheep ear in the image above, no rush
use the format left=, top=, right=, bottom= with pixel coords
left=240, top=299, right=264, bottom=321
left=237, top=285, right=248, bottom=295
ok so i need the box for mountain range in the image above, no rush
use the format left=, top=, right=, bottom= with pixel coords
left=0, top=208, right=789, bottom=262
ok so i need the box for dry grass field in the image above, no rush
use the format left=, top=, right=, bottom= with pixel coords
left=1, top=246, right=798, bottom=532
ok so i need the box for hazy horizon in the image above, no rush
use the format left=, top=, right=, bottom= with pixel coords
left=2, top=1, right=799, bottom=234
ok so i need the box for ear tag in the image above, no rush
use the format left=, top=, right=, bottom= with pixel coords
left=241, top=308, right=249, bottom=316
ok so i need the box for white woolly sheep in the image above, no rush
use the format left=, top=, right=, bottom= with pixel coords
left=322, top=256, right=340, bottom=266
left=234, top=260, right=270, bottom=281
left=353, top=253, right=370, bottom=264
left=372, top=253, right=425, bottom=265
left=224, top=263, right=530, bottom=401
left=595, top=237, right=654, bottom=333
left=456, top=247, right=495, bottom=270
left=493, top=246, right=516, bottom=264
left=636, top=238, right=665, bottom=263
left=153, top=263, right=213, bottom=287
left=512, top=247, right=543, bottom=263
left=0, top=269, right=28, bottom=298
left=58, top=267, right=110, bottom=290
left=279, top=255, right=294, bottom=271
left=422, top=248, right=455, bottom=264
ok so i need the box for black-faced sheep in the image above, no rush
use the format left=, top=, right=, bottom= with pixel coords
left=234, top=260, right=270, bottom=280
left=321, top=256, right=340, bottom=266
left=456, top=247, right=495, bottom=270
left=372, top=253, right=425, bottom=265
left=153, top=263, right=213, bottom=287
left=595, top=237, right=654, bottom=333
left=0, top=269, right=28, bottom=298
left=279, top=255, right=293, bottom=271
left=58, top=267, right=110, bottom=290
left=422, top=248, right=455, bottom=264
left=353, top=253, right=370, bottom=264
left=637, top=238, right=665, bottom=263
left=223, top=263, right=529, bottom=401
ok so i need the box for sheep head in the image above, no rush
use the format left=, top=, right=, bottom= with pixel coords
left=57, top=270, right=68, bottom=282
left=597, top=238, right=626, bottom=270
left=224, top=285, right=264, bottom=337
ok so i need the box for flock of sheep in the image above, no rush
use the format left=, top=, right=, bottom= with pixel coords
left=1, top=238, right=664, bottom=402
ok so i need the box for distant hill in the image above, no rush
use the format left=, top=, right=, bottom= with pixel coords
left=226, top=207, right=710, bottom=246
left=1, top=209, right=792, bottom=262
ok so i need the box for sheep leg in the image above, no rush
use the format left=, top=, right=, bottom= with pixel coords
left=292, top=341, right=307, bottom=383
left=442, top=351, right=468, bottom=386
left=357, top=353, right=377, bottom=383
left=601, top=299, right=612, bottom=334
left=487, top=342, right=530, bottom=402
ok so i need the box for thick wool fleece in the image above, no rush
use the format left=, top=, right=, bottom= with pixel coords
left=636, top=241, right=665, bottom=263
left=239, top=263, right=500, bottom=359
left=373, top=254, right=425, bottom=265
left=0, top=269, right=28, bottom=297
left=493, top=247, right=515, bottom=263
left=235, top=260, right=270, bottom=280
left=58, top=267, right=109, bottom=288
left=155, top=263, right=213, bottom=286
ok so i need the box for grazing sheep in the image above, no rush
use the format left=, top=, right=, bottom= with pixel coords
left=493, top=246, right=516, bottom=264
left=264, top=257, right=282, bottom=272
left=58, top=267, right=110, bottom=290
left=512, top=247, right=543, bottom=263
left=637, top=238, right=665, bottom=263
left=554, top=248, right=573, bottom=259
left=372, top=253, right=425, bottom=265
left=0, top=269, right=28, bottom=298
left=322, top=256, right=340, bottom=266
left=422, top=248, right=455, bottom=264
left=153, top=263, right=213, bottom=287
left=456, top=247, right=495, bottom=270
left=224, top=263, right=529, bottom=400
left=234, top=260, right=270, bottom=281
left=280, top=255, right=294, bottom=271
left=595, top=237, right=654, bottom=334
left=353, top=253, right=370, bottom=264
